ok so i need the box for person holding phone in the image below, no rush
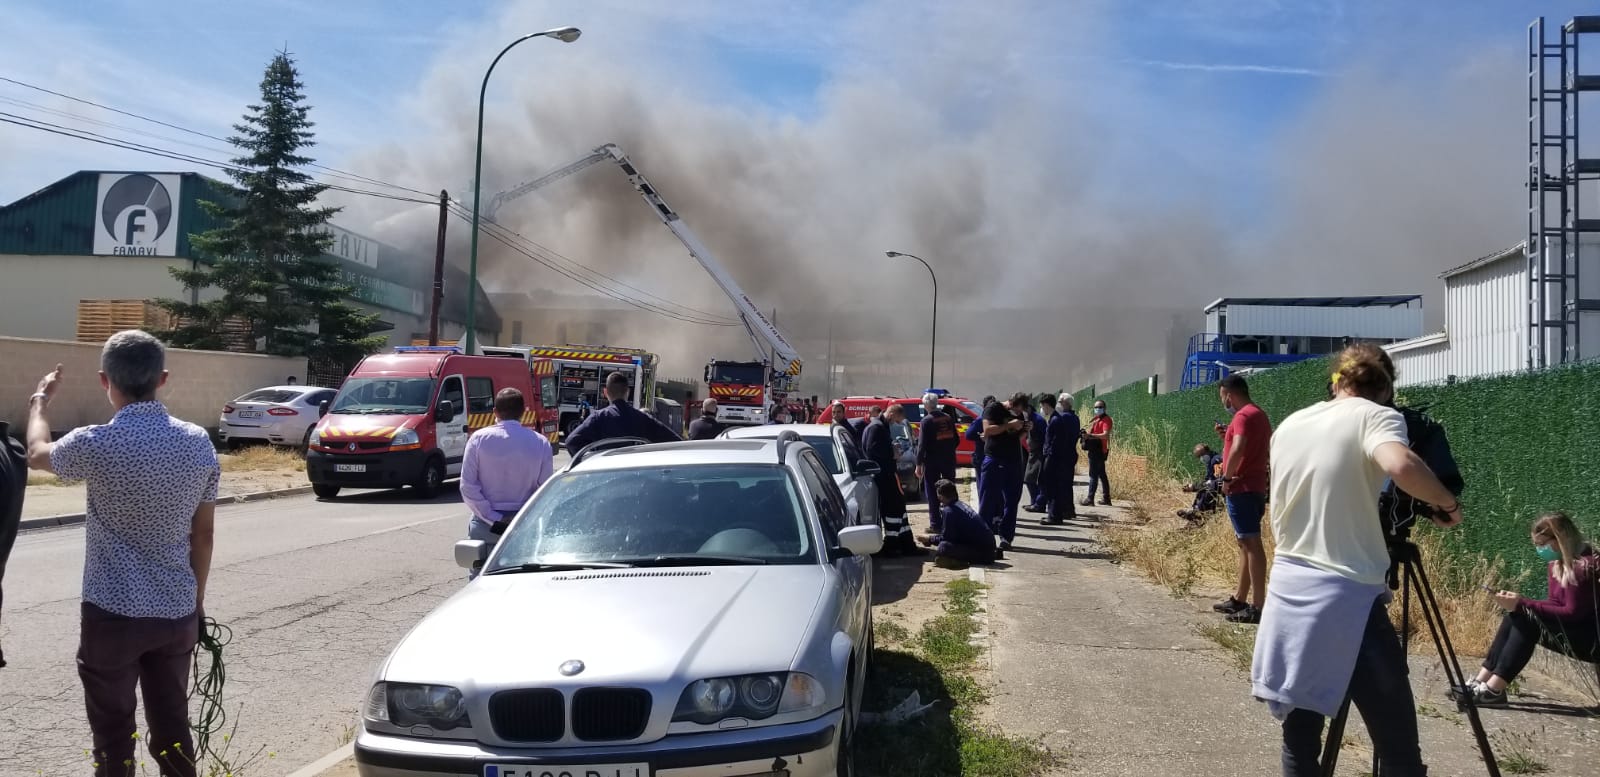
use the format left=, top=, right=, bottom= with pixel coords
left=1463, top=511, right=1599, bottom=707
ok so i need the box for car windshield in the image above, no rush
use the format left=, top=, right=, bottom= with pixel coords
left=489, top=464, right=815, bottom=569
left=329, top=377, right=435, bottom=415
left=237, top=389, right=302, bottom=404
left=708, top=364, right=765, bottom=385
left=961, top=401, right=981, bottom=417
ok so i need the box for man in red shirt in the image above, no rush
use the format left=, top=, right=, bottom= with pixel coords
left=1211, top=374, right=1272, bottom=624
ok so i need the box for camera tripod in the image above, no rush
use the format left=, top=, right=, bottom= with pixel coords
left=1319, top=539, right=1500, bottom=777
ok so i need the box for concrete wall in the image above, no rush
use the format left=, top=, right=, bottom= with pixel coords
left=0, top=336, right=303, bottom=436
left=0, top=253, right=193, bottom=339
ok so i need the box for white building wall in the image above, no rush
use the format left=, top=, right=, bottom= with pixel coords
left=1387, top=334, right=1450, bottom=387
left=1224, top=304, right=1423, bottom=340
left=1445, top=256, right=1527, bottom=379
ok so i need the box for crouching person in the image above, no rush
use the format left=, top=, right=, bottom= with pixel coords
left=1178, top=443, right=1223, bottom=525
left=918, top=479, right=997, bottom=569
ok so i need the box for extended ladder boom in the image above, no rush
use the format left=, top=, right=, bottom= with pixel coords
left=487, top=144, right=803, bottom=377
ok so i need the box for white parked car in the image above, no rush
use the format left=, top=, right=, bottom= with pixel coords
left=218, top=385, right=337, bottom=449
left=719, top=423, right=884, bottom=531
left=355, top=434, right=883, bottom=777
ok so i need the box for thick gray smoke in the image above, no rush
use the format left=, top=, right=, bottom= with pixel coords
left=333, top=1, right=1534, bottom=398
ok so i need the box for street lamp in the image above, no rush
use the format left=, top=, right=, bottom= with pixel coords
left=886, top=251, right=937, bottom=391
left=464, top=26, right=582, bottom=352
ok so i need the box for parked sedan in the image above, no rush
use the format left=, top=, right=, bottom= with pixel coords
left=719, top=423, right=883, bottom=530
left=355, top=436, right=883, bottom=777
left=218, top=386, right=336, bottom=449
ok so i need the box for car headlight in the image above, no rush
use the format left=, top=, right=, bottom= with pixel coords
left=307, top=428, right=321, bottom=447
left=391, top=428, right=421, bottom=450
left=365, top=682, right=471, bottom=731
left=672, top=673, right=824, bottom=724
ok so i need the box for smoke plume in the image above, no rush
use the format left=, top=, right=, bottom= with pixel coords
left=332, top=1, right=1535, bottom=398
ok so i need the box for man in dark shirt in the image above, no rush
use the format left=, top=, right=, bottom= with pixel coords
left=686, top=398, right=724, bottom=440
left=1022, top=395, right=1051, bottom=511
left=565, top=371, right=682, bottom=455
left=1042, top=392, right=1081, bottom=525
left=979, top=392, right=1029, bottom=551
left=1179, top=443, right=1224, bottom=524
left=918, top=479, right=997, bottom=568
left=828, top=402, right=860, bottom=448
left=915, top=393, right=960, bottom=527
left=0, top=420, right=24, bottom=669
left=863, top=403, right=918, bottom=555
left=966, top=394, right=996, bottom=503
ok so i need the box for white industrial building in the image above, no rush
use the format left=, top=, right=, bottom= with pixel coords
left=1386, top=238, right=1600, bottom=387
left=1180, top=296, right=1426, bottom=389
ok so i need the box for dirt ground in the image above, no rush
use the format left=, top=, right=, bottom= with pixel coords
left=23, top=446, right=308, bottom=518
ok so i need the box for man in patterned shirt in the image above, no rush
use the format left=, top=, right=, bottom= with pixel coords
left=26, top=330, right=218, bottom=777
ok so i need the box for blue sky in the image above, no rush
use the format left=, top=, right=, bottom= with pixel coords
left=0, top=1, right=1590, bottom=235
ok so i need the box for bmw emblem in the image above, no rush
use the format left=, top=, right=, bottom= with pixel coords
left=559, top=660, right=585, bottom=676
left=347, top=442, right=357, bottom=452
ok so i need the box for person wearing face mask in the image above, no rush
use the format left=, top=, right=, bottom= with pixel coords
left=1080, top=399, right=1113, bottom=506
left=1212, top=374, right=1273, bottom=624
left=1463, top=511, right=1600, bottom=707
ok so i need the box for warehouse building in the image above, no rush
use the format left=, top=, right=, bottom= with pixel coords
left=1178, top=296, right=1426, bottom=389
left=0, top=170, right=500, bottom=352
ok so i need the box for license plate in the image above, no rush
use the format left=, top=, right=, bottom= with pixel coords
left=238, top=410, right=262, bottom=418
left=484, top=765, right=647, bottom=777
left=335, top=464, right=366, bottom=473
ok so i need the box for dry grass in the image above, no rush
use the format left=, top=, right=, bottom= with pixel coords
left=1100, top=424, right=1513, bottom=656
left=218, top=444, right=306, bottom=473
left=27, top=471, right=62, bottom=487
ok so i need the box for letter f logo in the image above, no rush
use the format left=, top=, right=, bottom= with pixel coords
left=123, top=207, right=151, bottom=246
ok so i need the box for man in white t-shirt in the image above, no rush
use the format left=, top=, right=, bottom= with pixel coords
left=1252, top=345, right=1462, bottom=777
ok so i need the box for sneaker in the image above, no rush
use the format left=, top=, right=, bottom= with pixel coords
left=1470, top=686, right=1508, bottom=708
left=1080, top=497, right=1094, bottom=507
left=1225, top=605, right=1262, bottom=624
left=934, top=556, right=969, bottom=570
left=1023, top=504, right=1046, bottom=514
left=1099, top=498, right=1113, bottom=506
left=1212, top=596, right=1247, bottom=614
left=1042, top=517, right=1064, bottom=526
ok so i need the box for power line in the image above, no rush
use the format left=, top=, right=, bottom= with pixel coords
left=0, top=112, right=438, bottom=205
left=448, top=196, right=739, bottom=325
left=448, top=204, right=737, bottom=327
left=0, top=75, right=437, bottom=198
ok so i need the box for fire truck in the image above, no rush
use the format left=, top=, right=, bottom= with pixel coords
left=482, top=343, right=659, bottom=439
left=485, top=143, right=802, bottom=428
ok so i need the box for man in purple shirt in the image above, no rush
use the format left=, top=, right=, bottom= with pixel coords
left=460, top=388, right=553, bottom=579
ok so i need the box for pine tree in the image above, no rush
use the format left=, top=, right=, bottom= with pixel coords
left=161, top=51, right=384, bottom=361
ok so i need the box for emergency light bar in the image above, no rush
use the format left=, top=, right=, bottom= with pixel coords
left=925, top=388, right=950, bottom=397
left=395, top=345, right=464, bottom=354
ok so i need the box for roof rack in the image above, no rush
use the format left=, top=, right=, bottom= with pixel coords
left=774, top=429, right=802, bottom=463
left=568, top=436, right=650, bottom=469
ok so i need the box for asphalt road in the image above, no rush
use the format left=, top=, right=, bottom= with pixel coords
left=0, top=484, right=481, bottom=776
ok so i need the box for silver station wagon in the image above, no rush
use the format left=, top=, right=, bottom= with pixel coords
left=355, top=434, right=883, bottom=777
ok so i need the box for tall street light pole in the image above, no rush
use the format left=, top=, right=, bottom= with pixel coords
left=886, top=251, right=937, bottom=390
left=464, top=25, right=581, bottom=353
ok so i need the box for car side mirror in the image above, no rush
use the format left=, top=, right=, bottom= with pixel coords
left=436, top=400, right=455, bottom=423
left=454, top=539, right=488, bottom=571
left=834, top=525, right=884, bottom=558
left=854, top=460, right=881, bottom=477
left=318, top=400, right=330, bottom=418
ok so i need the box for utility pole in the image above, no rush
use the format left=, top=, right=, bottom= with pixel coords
left=429, top=189, right=448, bottom=346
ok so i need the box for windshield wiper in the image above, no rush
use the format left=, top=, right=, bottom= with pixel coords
left=621, top=555, right=769, bottom=567
left=483, top=561, right=635, bottom=575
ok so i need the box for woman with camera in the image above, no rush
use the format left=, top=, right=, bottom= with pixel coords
left=1252, top=344, right=1463, bottom=777
left=1467, top=511, right=1599, bottom=706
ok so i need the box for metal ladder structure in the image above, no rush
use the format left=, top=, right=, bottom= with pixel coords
left=1526, top=16, right=1600, bottom=370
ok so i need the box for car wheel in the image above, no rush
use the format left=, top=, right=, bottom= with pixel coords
left=835, top=674, right=858, bottom=777
left=312, top=483, right=341, bottom=499
left=413, top=456, right=446, bottom=498
left=300, top=427, right=313, bottom=457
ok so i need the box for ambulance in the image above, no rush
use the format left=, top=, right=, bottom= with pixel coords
left=304, top=346, right=556, bottom=499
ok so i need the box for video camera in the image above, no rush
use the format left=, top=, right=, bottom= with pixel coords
left=1378, top=403, right=1464, bottom=543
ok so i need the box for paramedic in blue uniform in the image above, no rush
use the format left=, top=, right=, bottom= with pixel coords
left=915, top=392, right=960, bottom=528
left=979, top=392, right=1029, bottom=551
left=565, top=371, right=681, bottom=455
left=1042, top=392, right=1081, bottom=525
left=966, top=394, right=996, bottom=502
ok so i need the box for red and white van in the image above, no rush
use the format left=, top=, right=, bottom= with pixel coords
left=305, top=346, right=557, bottom=499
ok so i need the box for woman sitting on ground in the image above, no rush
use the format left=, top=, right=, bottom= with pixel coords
left=1468, top=511, right=1600, bottom=706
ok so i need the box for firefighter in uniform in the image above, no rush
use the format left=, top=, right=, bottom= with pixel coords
left=864, top=403, right=920, bottom=555
left=1043, top=392, right=1081, bottom=525
left=565, top=371, right=682, bottom=455
left=915, top=393, right=960, bottom=529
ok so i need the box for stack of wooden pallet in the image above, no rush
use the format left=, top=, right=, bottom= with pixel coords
left=75, top=299, right=175, bottom=344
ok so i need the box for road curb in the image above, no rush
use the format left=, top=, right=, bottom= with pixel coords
left=20, top=484, right=315, bottom=531
left=285, top=742, right=354, bottom=777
